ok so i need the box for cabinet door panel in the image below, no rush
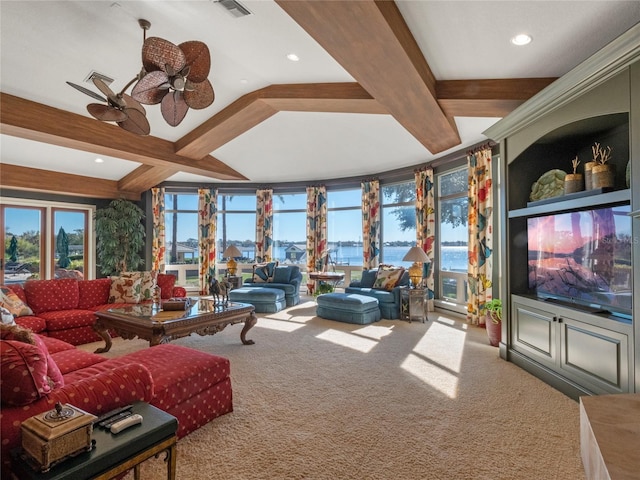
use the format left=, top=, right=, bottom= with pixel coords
left=513, top=302, right=556, bottom=364
left=560, top=319, right=628, bottom=393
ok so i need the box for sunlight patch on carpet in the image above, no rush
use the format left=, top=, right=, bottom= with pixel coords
left=255, top=317, right=306, bottom=332
left=351, top=324, right=395, bottom=340
left=415, top=321, right=466, bottom=373
left=315, top=328, right=378, bottom=353
left=401, top=352, right=459, bottom=398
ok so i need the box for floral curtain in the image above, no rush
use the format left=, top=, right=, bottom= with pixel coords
left=256, top=188, right=273, bottom=262
left=151, top=187, right=165, bottom=272
left=306, top=186, right=327, bottom=275
left=415, top=168, right=435, bottom=311
left=361, top=179, right=380, bottom=269
left=198, top=188, right=217, bottom=295
left=467, top=147, right=494, bottom=325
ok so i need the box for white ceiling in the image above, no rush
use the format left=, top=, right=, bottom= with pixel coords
left=1, top=1, right=639, bottom=186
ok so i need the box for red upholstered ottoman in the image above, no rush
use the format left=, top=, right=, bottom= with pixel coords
left=107, top=344, right=233, bottom=438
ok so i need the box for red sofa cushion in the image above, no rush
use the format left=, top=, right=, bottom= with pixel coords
left=5, top=284, right=27, bottom=303
left=0, top=340, right=51, bottom=406
left=77, top=278, right=111, bottom=309
left=52, top=348, right=106, bottom=376
left=24, top=279, right=80, bottom=314
left=37, top=309, right=97, bottom=331
left=14, top=315, right=47, bottom=334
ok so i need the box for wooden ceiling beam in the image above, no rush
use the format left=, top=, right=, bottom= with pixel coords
left=276, top=0, right=460, bottom=154
left=1, top=164, right=139, bottom=200
left=436, top=78, right=557, bottom=117
left=118, top=165, right=181, bottom=193
left=0, top=93, right=247, bottom=181
left=175, top=83, right=385, bottom=159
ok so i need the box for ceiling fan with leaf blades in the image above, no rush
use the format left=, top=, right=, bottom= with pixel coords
left=131, top=37, right=214, bottom=126
left=66, top=18, right=213, bottom=134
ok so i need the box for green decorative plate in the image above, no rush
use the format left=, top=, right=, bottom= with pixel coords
left=529, top=169, right=567, bottom=201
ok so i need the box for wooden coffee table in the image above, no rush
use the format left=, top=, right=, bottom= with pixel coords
left=93, top=299, right=257, bottom=353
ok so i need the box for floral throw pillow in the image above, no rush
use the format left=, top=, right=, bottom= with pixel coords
left=0, top=286, right=33, bottom=317
left=373, top=267, right=405, bottom=291
left=109, top=276, right=142, bottom=304
left=121, top=271, right=158, bottom=301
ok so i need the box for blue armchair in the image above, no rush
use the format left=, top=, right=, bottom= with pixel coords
left=345, top=268, right=409, bottom=319
left=242, top=265, right=303, bottom=307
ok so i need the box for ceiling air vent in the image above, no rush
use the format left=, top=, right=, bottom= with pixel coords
left=216, top=0, right=252, bottom=18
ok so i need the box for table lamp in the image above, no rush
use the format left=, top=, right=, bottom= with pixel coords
left=223, top=245, right=242, bottom=276
left=402, top=246, right=430, bottom=288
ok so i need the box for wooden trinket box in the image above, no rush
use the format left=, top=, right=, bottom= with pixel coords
left=21, top=402, right=97, bottom=472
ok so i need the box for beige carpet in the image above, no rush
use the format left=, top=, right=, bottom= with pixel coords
left=80, top=300, right=586, bottom=480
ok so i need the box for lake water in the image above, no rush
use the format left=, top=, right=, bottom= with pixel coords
left=271, top=244, right=468, bottom=272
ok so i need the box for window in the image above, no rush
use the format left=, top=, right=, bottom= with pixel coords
left=436, top=167, right=468, bottom=310
left=164, top=193, right=199, bottom=287
left=327, top=189, right=362, bottom=267
left=216, top=193, right=256, bottom=265
left=52, top=209, right=88, bottom=277
left=272, top=193, right=306, bottom=265
left=1, top=199, right=93, bottom=283
left=381, top=181, right=416, bottom=267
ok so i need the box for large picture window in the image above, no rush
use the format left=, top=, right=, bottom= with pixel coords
left=437, top=167, right=468, bottom=309
left=272, top=193, right=306, bottom=265
left=1, top=199, right=93, bottom=283
left=217, top=193, right=257, bottom=263
left=381, top=181, right=416, bottom=267
left=164, top=193, right=199, bottom=287
left=327, top=189, right=362, bottom=267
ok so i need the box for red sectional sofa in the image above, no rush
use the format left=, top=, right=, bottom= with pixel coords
left=0, top=332, right=233, bottom=477
left=4, top=275, right=186, bottom=345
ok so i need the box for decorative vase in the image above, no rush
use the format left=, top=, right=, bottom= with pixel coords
left=591, top=163, right=615, bottom=189
left=485, top=315, right=501, bottom=347
left=564, top=173, right=584, bottom=194
left=584, top=161, right=597, bottom=190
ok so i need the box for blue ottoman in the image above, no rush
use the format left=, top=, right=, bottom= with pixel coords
left=228, top=287, right=286, bottom=313
left=316, top=293, right=381, bottom=325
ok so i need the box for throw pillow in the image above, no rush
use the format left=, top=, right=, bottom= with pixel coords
left=272, top=266, right=292, bottom=284
left=252, top=261, right=278, bottom=283
left=0, top=285, right=34, bottom=317
left=109, top=276, right=142, bottom=304
left=360, top=269, right=378, bottom=288
left=1, top=340, right=51, bottom=406
left=373, top=266, right=405, bottom=291
left=0, top=324, right=65, bottom=390
left=121, top=271, right=158, bottom=302
left=156, top=273, right=176, bottom=299
left=1, top=306, right=15, bottom=325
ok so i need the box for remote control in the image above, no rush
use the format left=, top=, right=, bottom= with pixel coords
left=94, top=405, right=132, bottom=425
left=100, top=411, right=132, bottom=429
left=110, top=414, right=143, bottom=434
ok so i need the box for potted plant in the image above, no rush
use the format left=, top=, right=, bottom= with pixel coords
left=94, top=199, right=146, bottom=276
left=483, top=298, right=502, bottom=347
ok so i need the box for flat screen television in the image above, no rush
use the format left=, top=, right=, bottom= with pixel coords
left=527, top=203, right=632, bottom=320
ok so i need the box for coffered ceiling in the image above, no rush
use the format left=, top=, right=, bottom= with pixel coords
left=1, top=1, right=639, bottom=200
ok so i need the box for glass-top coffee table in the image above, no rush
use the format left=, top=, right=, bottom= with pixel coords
left=93, top=299, right=257, bottom=353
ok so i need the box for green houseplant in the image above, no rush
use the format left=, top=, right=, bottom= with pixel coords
left=483, top=298, right=502, bottom=347
left=94, top=199, right=146, bottom=276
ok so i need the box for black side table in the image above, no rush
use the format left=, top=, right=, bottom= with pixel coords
left=11, top=402, right=178, bottom=480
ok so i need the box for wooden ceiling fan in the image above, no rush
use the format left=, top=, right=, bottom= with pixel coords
left=66, top=19, right=214, bottom=135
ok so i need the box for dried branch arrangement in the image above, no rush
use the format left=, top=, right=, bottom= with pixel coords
left=571, top=156, right=580, bottom=174
left=592, top=142, right=613, bottom=164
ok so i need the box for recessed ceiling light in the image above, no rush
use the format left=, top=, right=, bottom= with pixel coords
left=511, top=34, right=532, bottom=46
left=95, top=158, right=104, bottom=163
left=240, top=78, right=248, bottom=84
left=286, top=53, right=300, bottom=62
